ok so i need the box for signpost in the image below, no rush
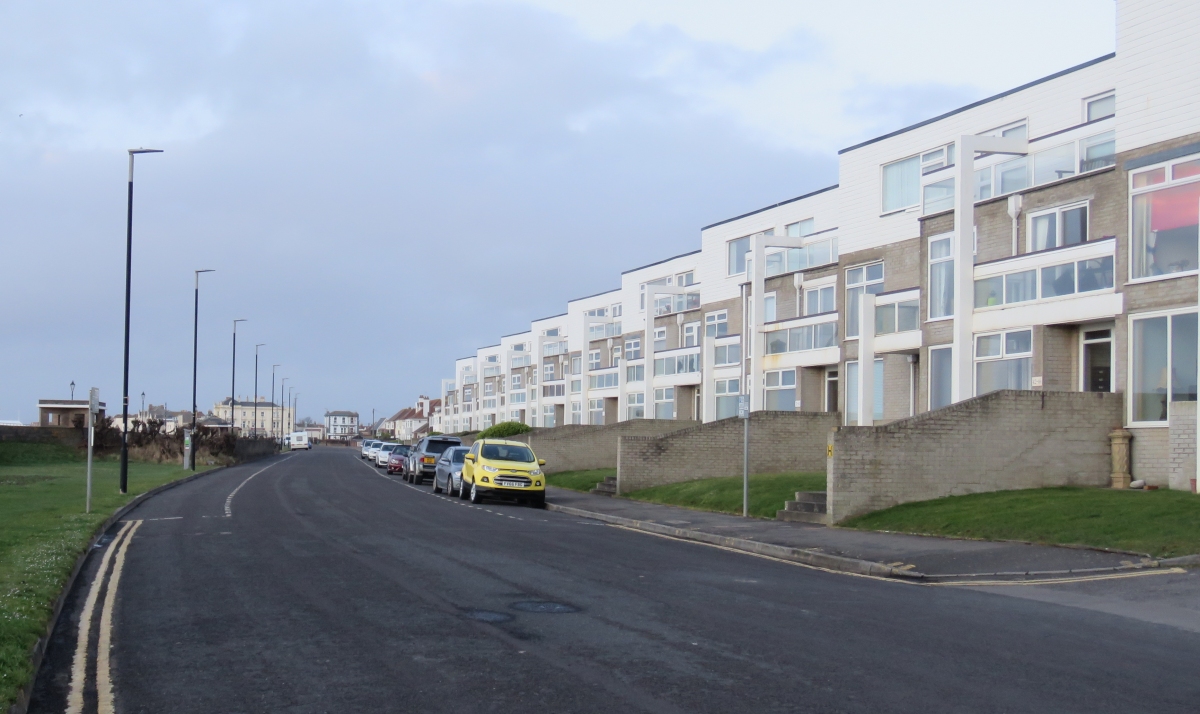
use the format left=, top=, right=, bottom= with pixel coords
left=183, top=429, right=193, bottom=470
left=86, top=388, right=98, bottom=514
left=739, top=395, right=749, bottom=517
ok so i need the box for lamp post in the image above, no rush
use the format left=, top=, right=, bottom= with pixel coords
left=230, top=319, right=247, bottom=435
left=190, top=269, right=215, bottom=469
left=119, top=147, right=163, bottom=495
left=288, top=386, right=294, bottom=436
left=70, top=381, right=75, bottom=400
left=253, top=343, right=266, bottom=437
left=140, top=391, right=146, bottom=414
left=293, top=393, right=300, bottom=435
left=271, top=364, right=280, bottom=442
left=280, top=377, right=289, bottom=447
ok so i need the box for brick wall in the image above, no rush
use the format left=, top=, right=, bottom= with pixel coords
left=1039, top=325, right=1078, bottom=392
left=512, top=419, right=694, bottom=473
left=1130, top=426, right=1169, bottom=487
left=1167, top=401, right=1197, bottom=492
left=827, top=390, right=1123, bottom=523
left=616, top=411, right=839, bottom=493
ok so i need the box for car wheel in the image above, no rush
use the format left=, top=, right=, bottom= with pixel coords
left=469, top=483, right=482, bottom=504
left=459, top=480, right=469, bottom=500
left=433, top=476, right=443, bottom=494
left=450, top=479, right=459, bottom=498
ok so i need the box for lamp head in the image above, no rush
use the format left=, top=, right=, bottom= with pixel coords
left=128, top=148, right=164, bottom=155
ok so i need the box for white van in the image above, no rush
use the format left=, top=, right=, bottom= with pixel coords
left=288, top=432, right=311, bottom=450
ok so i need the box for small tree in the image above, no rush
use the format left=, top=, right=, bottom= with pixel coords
left=476, top=421, right=532, bottom=439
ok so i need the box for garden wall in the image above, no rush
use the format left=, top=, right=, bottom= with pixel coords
left=512, top=420, right=695, bottom=473
left=827, top=390, right=1124, bottom=523
left=616, top=411, right=839, bottom=494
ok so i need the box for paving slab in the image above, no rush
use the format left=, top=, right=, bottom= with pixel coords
left=545, top=487, right=1146, bottom=577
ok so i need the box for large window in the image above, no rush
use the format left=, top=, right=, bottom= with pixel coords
left=929, top=235, right=953, bottom=319
left=1130, top=157, right=1200, bottom=280
left=1030, top=202, right=1088, bottom=252
left=589, top=399, right=604, bottom=425
left=625, top=338, right=642, bottom=360
left=974, top=255, right=1113, bottom=308
left=846, top=262, right=884, bottom=336
left=875, top=300, right=920, bottom=335
left=627, top=392, right=645, bottom=419
left=588, top=372, right=619, bottom=389
left=571, top=401, right=582, bottom=424
left=929, top=347, right=953, bottom=410
left=654, top=388, right=675, bottom=419
left=511, top=374, right=522, bottom=390
left=705, top=311, right=729, bottom=338
left=923, top=178, right=955, bottom=215
left=764, top=370, right=797, bottom=411
left=804, top=285, right=835, bottom=316
left=588, top=350, right=601, bottom=371
left=653, top=327, right=667, bottom=352
left=883, top=155, right=920, bottom=213
left=715, top=379, right=741, bottom=419
left=783, top=236, right=838, bottom=273
left=727, top=236, right=751, bottom=275
left=846, top=359, right=883, bottom=423
left=542, top=405, right=556, bottom=428
left=763, top=293, right=777, bottom=323
left=654, top=353, right=700, bottom=376
left=765, top=321, right=838, bottom=354
left=626, top=364, right=645, bottom=383
left=1086, top=93, right=1115, bottom=122
left=975, top=329, right=1033, bottom=395
left=975, top=129, right=1114, bottom=201
left=714, top=342, right=741, bottom=366
left=787, top=218, right=815, bottom=237
left=1131, top=311, right=1197, bottom=423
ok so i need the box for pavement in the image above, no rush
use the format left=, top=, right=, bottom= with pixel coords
left=543, top=487, right=1167, bottom=578
left=28, top=446, right=1200, bottom=714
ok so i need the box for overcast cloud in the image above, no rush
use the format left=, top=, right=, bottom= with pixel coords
left=0, top=0, right=1115, bottom=423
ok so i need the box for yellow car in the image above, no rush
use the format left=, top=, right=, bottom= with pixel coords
left=460, top=439, right=547, bottom=507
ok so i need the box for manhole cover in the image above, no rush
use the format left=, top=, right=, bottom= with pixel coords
left=465, top=609, right=513, bottom=623
left=511, top=601, right=578, bottom=614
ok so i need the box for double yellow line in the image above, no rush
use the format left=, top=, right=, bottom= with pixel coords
left=67, top=519, right=143, bottom=714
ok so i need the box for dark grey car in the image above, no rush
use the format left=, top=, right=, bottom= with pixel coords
left=432, top=446, right=470, bottom=496
left=406, top=436, right=463, bottom=484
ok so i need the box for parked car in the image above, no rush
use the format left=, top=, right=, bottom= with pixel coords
left=374, top=442, right=400, bottom=467
left=432, top=446, right=471, bottom=496
left=386, top=445, right=411, bottom=475
left=460, top=439, right=546, bottom=507
left=360, top=440, right=380, bottom=459
left=406, top=435, right=463, bottom=484
left=366, top=441, right=386, bottom=462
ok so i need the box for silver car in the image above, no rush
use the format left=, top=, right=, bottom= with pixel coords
left=374, top=443, right=400, bottom=467
left=432, top=446, right=471, bottom=497
left=360, top=439, right=380, bottom=459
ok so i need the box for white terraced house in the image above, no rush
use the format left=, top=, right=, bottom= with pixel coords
left=324, top=410, right=359, bottom=441
left=437, top=0, right=1198, bottom=491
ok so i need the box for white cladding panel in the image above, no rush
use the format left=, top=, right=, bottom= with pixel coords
left=620, top=252, right=701, bottom=335
left=698, top=186, right=841, bottom=306
left=566, top=289, right=621, bottom=353
left=1115, top=0, right=1200, bottom=152
left=837, top=59, right=1115, bottom=256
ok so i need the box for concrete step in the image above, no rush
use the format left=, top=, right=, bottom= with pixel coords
left=590, top=476, right=618, bottom=496
left=794, top=491, right=827, bottom=505
left=776, top=509, right=829, bottom=525
left=784, top=500, right=826, bottom=514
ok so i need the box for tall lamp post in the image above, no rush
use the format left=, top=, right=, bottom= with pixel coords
left=253, top=343, right=266, bottom=437
left=288, top=386, right=294, bottom=437
left=280, top=377, right=289, bottom=446
left=293, top=393, right=300, bottom=436
left=190, top=269, right=215, bottom=469
left=270, top=364, right=280, bottom=442
left=70, top=381, right=75, bottom=400
left=230, top=319, right=247, bottom=435
left=119, top=147, right=163, bottom=495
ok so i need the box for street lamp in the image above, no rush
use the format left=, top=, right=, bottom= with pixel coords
left=288, top=386, right=293, bottom=437
left=294, top=393, right=300, bottom=433
left=253, top=344, right=266, bottom=437
left=190, top=269, right=215, bottom=469
left=271, top=364, right=280, bottom=442
left=280, top=377, right=288, bottom=446
left=119, top=147, right=163, bottom=495
left=70, top=381, right=75, bottom=400
left=140, top=391, right=146, bottom=414
left=231, top=319, right=247, bottom=435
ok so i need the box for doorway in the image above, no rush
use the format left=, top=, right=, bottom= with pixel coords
left=825, top=369, right=839, bottom=412
left=1081, top=327, right=1113, bottom=392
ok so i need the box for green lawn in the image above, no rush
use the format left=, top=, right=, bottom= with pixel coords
left=626, top=473, right=826, bottom=519
left=0, top=443, right=214, bottom=710
left=842, top=487, right=1200, bottom=558
left=546, top=469, right=615, bottom=493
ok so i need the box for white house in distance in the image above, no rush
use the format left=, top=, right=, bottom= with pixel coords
left=212, top=397, right=292, bottom=438
left=324, top=410, right=359, bottom=441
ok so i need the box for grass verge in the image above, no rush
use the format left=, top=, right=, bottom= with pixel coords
left=841, top=487, right=1200, bottom=558
left=0, top=443, right=214, bottom=710
left=546, top=469, right=615, bottom=493
left=626, top=473, right=826, bottom=519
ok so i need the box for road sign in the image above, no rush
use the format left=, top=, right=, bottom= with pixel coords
left=738, top=395, right=749, bottom=419
left=89, top=387, right=99, bottom=414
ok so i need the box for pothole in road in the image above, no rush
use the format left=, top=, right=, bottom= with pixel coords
left=465, top=609, right=513, bottom=624
left=510, top=601, right=579, bottom=614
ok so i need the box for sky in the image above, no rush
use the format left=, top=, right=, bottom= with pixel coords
left=0, top=0, right=1116, bottom=424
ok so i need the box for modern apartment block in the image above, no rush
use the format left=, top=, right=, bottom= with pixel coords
left=439, top=0, right=1198, bottom=489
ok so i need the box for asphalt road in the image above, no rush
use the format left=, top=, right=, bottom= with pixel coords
left=31, top=447, right=1200, bottom=713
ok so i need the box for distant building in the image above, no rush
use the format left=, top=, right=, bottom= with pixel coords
left=212, top=397, right=292, bottom=437
left=324, top=410, right=359, bottom=441
left=38, top=399, right=106, bottom=428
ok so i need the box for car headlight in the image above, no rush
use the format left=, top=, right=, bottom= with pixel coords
left=481, top=464, right=499, bottom=473
left=480, top=476, right=490, bottom=483
left=529, top=469, right=542, bottom=476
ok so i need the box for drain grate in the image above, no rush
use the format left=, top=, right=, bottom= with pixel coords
left=510, top=601, right=578, bottom=614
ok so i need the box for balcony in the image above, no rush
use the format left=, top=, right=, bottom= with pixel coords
left=762, top=313, right=840, bottom=367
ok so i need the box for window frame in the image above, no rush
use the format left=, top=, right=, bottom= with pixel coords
left=1084, top=91, right=1115, bottom=123
left=846, top=261, right=885, bottom=337
left=1127, top=152, right=1200, bottom=285
left=928, top=234, right=954, bottom=321
left=881, top=154, right=921, bottom=214
left=1027, top=200, right=1090, bottom=253
left=1126, top=306, right=1198, bottom=426
left=973, top=328, right=1034, bottom=396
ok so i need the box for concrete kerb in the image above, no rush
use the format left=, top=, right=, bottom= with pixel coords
left=6, top=453, right=275, bottom=714
left=544, top=503, right=925, bottom=580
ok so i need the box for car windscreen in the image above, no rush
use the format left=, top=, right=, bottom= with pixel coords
left=450, top=448, right=468, bottom=463
left=393, top=446, right=410, bottom=455
left=425, top=440, right=459, bottom=455
left=480, top=444, right=536, bottom=463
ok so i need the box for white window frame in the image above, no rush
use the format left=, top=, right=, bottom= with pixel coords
left=1084, top=91, right=1115, bottom=123
left=1027, top=200, right=1090, bottom=253
left=705, top=310, right=729, bottom=338
left=1126, top=306, right=1199, bottom=426
left=1127, top=152, right=1200, bottom=285
left=928, top=234, right=954, bottom=321
left=653, top=327, right=667, bottom=352
left=973, top=328, right=1034, bottom=396
left=881, top=154, right=920, bottom=214
left=1079, top=324, right=1114, bottom=394
left=588, top=349, right=601, bottom=371
left=713, top=341, right=741, bottom=366
left=727, top=235, right=752, bottom=276
left=763, top=292, right=777, bottom=323
left=683, top=322, right=700, bottom=348
left=846, top=261, right=884, bottom=337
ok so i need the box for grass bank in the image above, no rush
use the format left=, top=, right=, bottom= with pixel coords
left=0, top=442, right=214, bottom=710
left=546, top=469, right=615, bottom=493
left=627, top=473, right=826, bottom=519
left=842, top=487, right=1200, bottom=558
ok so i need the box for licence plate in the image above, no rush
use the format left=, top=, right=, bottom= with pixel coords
left=496, top=479, right=528, bottom=488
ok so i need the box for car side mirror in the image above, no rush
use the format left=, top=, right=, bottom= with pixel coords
left=538, top=459, right=546, bottom=466
left=464, top=454, right=474, bottom=461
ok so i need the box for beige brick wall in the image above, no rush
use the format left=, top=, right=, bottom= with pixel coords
left=512, top=419, right=694, bottom=474
left=616, top=411, right=839, bottom=493
left=1167, top=401, right=1197, bottom=492
left=1130, top=425, right=1170, bottom=487
left=827, top=390, right=1124, bottom=523
left=1039, top=325, right=1079, bottom=392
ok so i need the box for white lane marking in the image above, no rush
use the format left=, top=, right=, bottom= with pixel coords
left=66, top=522, right=133, bottom=714
left=224, top=455, right=295, bottom=517
left=97, top=519, right=143, bottom=714
left=142, top=516, right=183, bottom=521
